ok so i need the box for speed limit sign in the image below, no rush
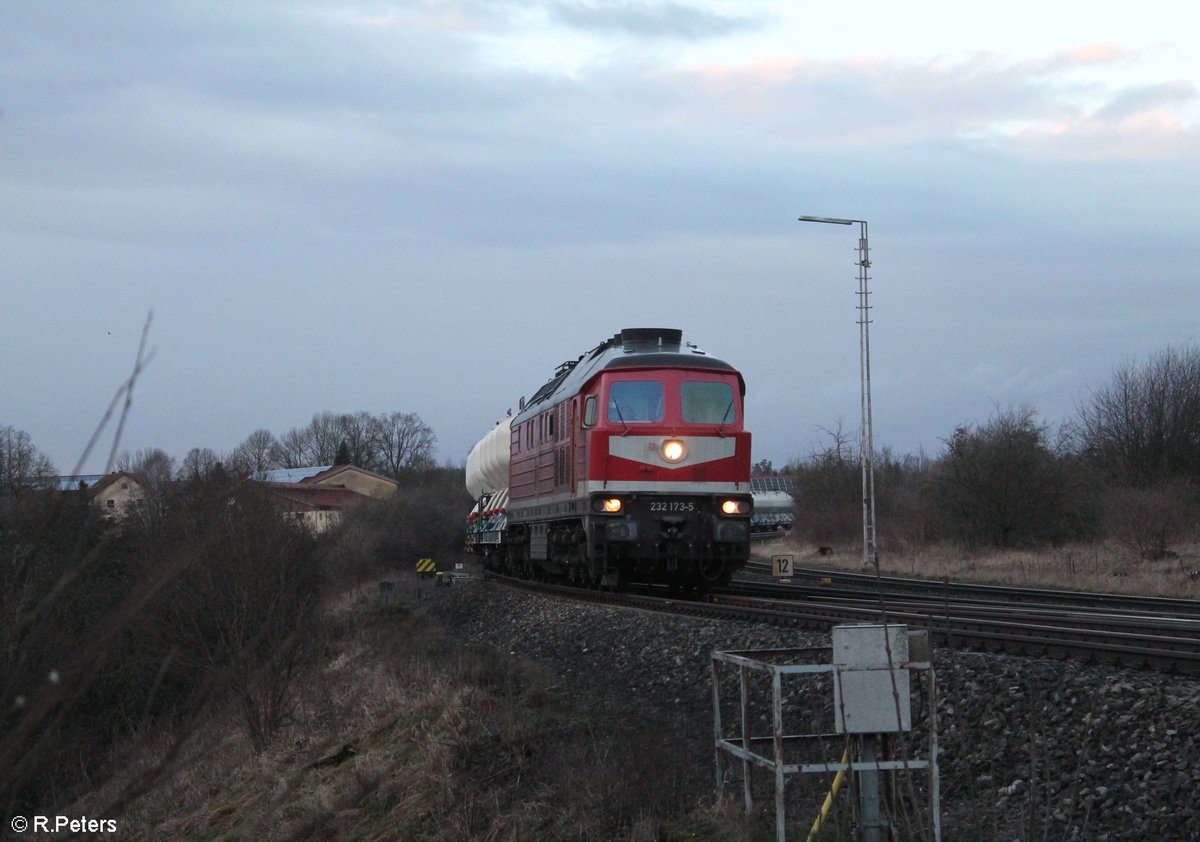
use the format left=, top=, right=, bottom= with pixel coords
left=771, top=554, right=795, bottom=580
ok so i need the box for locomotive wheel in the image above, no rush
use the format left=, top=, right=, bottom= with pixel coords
left=698, top=557, right=725, bottom=587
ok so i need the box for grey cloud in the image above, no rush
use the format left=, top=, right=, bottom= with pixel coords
left=656, top=50, right=1200, bottom=160
left=2, top=4, right=1197, bottom=476
left=1095, top=80, right=1198, bottom=120
left=549, top=1, right=764, bottom=39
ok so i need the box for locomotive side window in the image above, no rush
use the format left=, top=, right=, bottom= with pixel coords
left=682, top=381, right=736, bottom=424
left=609, top=381, right=664, bottom=423
left=583, top=395, right=597, bottom=427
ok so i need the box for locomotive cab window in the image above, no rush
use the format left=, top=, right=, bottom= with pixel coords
left=682, top=381, right=736, bottom=424
left=583, top=395, right=598, bottom=427
left=608, top=381, right=664, bottom=423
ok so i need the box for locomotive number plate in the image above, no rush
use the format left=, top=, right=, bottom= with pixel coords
left=649, top=500, right=694, bottom=512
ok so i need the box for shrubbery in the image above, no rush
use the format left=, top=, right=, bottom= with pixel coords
left=785, top=342, right=1200, bottom=556
left=329, top=466, right=472, bottom=586
left=0, top=476, right=325, bottom=817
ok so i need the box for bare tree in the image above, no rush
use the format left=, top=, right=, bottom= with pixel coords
left=275, top=427, right=312, bottom=468
left=116, top=447, right=175, bottom=490
left=337, top=411, right=381, bottom=469
left=177, top=447, right=222, bottom=482
left=1078, top=345, right=1200, bottom=487
left=229, top=428, right=279, bottom=476
left=305, top=412, right=344, bottom=465
left=258, top=411, right=437, bottom=474
left=0, top=425, right=57, bottom=497
left=376, top=411, right=436, bottom=476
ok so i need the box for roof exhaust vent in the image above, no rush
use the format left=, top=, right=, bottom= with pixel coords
left=619, top=328, right=682, bottom=350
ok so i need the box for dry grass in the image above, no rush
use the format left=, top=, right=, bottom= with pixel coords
left=764, top=537, right=1200, bottom=599
left=72, top=573, right=754, bottom=841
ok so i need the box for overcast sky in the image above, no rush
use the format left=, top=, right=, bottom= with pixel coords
left=2, top=1, right=1197, bottom=475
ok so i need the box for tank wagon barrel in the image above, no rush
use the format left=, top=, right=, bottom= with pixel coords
left=464, top=327, right=754, bottom=591
left=750, top=490, right=795, bottom=533
left=466, top=418, right=511, bottom=500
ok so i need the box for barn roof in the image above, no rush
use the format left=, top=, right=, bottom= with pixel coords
left=255, top=466, right=333, bottom=484
left=264, top=483, right=368, bottom=510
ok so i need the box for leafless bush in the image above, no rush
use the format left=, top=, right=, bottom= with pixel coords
left=874, top=448, right=942, bottom=552
left=785, top=423, right=862, bottom=546
left=787, top=427, right=944, bottom=552
left=1103, top=484, right=1190, bottom=561
left=929, top=406, right=1094, bottom=550
left=0, top=475, right=325, bottom=818
left=131, top=478, right=326, bottom=751
left=328, top=466, right=471, bottom=587
left=0, top=490, right=133, bottom=814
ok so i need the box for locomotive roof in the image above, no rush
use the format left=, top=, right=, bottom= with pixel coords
left=512, top=327, right=743, bottom=424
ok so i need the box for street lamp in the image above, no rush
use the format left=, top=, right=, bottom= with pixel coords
left=798, top=215, right=877, bottom=570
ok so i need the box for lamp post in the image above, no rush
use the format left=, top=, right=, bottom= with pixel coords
left=798, top=215, right=877, bottom=570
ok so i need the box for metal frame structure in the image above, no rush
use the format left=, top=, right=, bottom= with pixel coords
left=711, top=644, right=940, bottom=842
left=798, top=215, right=877, bottom=568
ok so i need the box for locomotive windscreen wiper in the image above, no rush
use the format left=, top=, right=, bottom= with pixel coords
left=611, top=399, right=632, bottom=435
left=716, top=397, right=734, bottom=437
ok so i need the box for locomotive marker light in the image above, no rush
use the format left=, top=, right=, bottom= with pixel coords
left=601, top=497, right=623, bottom=513
left=798, top=214, right=879, bottom=570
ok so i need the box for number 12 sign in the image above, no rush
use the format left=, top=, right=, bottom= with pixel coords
left=771, top=554, right=794, bottom=580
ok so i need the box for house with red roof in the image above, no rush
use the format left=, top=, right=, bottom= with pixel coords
left=264, top=483, right=370, bottom=533
left=258, top=464, right=397, bottom=532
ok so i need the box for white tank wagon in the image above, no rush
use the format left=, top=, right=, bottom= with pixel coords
left=750, top=490, right=795, bottom=534
left=466, top=416, right=512, bottom=499
left=465, top=417, right=513, bottom=555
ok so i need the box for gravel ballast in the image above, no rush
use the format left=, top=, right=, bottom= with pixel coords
left=412, top=578, right=1200, bottom=841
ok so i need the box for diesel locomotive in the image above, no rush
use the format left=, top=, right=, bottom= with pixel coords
left=465, top=328, right=753, bottom=590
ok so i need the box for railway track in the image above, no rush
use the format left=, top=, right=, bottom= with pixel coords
left=742, top=558, right=1200, bottom=617
left=750, top=530, right=792, bottom=544
left=484, top=568, right=1200, bottom=675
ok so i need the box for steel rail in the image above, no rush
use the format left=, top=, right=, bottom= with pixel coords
left=485, top=571, right=1200, bottom=675
left=708, top=593, right=1200, bottom=655
left=718, top=581, right=1200, bottom=638
left=742, top=559, right=1200, bottom=617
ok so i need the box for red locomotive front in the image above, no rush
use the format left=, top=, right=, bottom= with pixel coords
left=467, top=328, right=752, bottom=590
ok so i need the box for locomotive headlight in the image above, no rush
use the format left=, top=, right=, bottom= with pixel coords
left=661, top=439, right=686, bottom=463
left=721, top=499, right=746, bottom=515
left=602, top=497, right=623, bottom=513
